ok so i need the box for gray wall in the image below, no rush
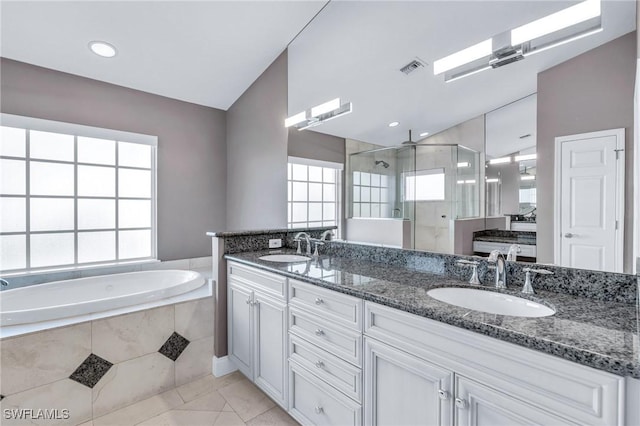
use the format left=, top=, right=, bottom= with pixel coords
left=537, top=32, right=636, bottom=271
left=288, top=128, right=345, bottom=164
left=0, top=58, right=227, bottom=260
left=226, top=51, right=288, bottom=230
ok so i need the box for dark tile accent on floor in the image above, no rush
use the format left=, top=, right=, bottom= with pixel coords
left=158, top=332, right=190, bottom=361
left=0, top=394, right=4, bottom=401
left=70, top=354, right=113, bottom=388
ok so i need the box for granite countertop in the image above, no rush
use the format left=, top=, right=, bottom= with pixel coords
left=225, top=249, right=640, bottom=379
left=207, top=226, right=337, bottom=238
left=473, top=236, right=537, bottom=245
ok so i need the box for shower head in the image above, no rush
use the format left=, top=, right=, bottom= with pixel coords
left=375, top=160, right=390, bottom=168
left=400, top=130, right=417, bottom=145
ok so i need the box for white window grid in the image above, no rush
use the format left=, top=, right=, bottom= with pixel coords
left=352, top=171, right=391, bottom=218
left=0, top=114, right=157, bottom=274
left=403, top=168, right=446, bottom=202
left=287, top=162, right=340, bottom=234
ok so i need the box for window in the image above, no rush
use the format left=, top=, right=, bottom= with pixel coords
left=0, top=114, right=157, bottom=274
left=287, top=157, right=341, bottom=234
left=404, top=168, right=446, bottom=201
left=351, top=171, right=391, bottom=218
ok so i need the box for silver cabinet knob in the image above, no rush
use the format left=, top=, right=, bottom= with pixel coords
left=315, top=360, right=324, bottom=368
left=315, top=329, right=325, bottom=336
left=564, top=233, right=574, bottom=238
left=314, top=406, right=324, bottom=414
left=245, top=298, right=251, bottom=305
left=455, top=398, right=468, bottom=409
left=438, top=389, right=449, bottom=400
left=315, top=297, right=324, bottom=305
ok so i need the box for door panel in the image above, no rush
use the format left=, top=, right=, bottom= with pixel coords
left=228, top=281, right=253, bottom=378
left=254, top=293, right=287, bottom=406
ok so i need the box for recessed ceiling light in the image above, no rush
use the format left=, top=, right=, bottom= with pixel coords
left=388, top=121, right=399, bottom=127
left=419, top=132, right=429, bottom=137
left=89, top=41, right=117, bottom=58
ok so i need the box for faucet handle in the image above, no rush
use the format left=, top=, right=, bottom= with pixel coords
left=312, top=241, right=324, bottom=257
left=456, top=259, right=479, bottom=266
left=530, top=268, right=554, bottom=275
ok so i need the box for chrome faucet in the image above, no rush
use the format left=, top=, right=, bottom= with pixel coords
left=506, top=244, right=521, bottom=261
left=488, top=250, right=507, bottom=289
left=294, top=232, right=312, bottom=256
left=521, top=268, right=554, bottom=295
left=320, top=230, right=335, bottom=241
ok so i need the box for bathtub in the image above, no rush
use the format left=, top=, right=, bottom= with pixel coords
left=0, top=269, right=206, bottom=327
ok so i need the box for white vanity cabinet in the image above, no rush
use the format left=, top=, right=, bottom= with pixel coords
left=227, top=262, right=287, bottom=407
left=364, top=302, right=625, bottom=426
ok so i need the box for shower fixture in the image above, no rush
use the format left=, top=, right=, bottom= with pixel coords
left=375, top=160, right=390, bottom=168
left=401, top=130, right=417, bottom=146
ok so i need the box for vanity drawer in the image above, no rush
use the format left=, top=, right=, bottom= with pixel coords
left=289, top=361, right=362, bottom=426
left=228, top=261, right=286, bottom=299
left=289, top=334, right=362, bottom=403
left=289, top=279, right=363, bottom=331
left=290, top=307, right=362, bottom=367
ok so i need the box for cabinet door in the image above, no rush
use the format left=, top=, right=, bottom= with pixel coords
left=364, top=337, right=453, bottom=426
left=228, top=281, right=253, bottom=378
left=253, top=292, right=288, bottom=407
left=454, top=375, right=576, bottom=426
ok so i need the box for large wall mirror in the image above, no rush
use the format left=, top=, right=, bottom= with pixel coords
left=287, top=0, right=637, bottom=273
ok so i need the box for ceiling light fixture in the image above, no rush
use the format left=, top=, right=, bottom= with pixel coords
left=515, top=153, right=537, bottom=162
left=433, top=39, right=492, bottom=75
left=521, top=175, right=536, bottom=181
left=419, top=132, right=429, bottom=137
left=388, top=121, right=400, bottom=127
left=284, top=98, right=352, bottom=131
left=89, top=41, right=117, bottom=58
left=486, top=178, right=500, bottom=183
left=489, top=157, right=512, bottom=165
left=457, top=162, right=470, bottom=168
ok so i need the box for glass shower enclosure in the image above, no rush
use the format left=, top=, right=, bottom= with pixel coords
left=347, top=144, right=481, bottom=253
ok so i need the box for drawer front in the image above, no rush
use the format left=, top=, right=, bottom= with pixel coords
left=289, top=361, right=362, bottom=426
left=228, top=261, right=286, bottom=299
left=289, top=334, right=362, bottom=403
left=289, top=279, right=363, bottom=330
left=290, top=307, right=362, bottom=366
left=365, top=302, right=623, bottom=426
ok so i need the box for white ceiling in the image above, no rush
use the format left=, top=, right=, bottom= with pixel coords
left=1, top=0, right=327, bottom=110
left=288, top=0, right=636, bottom=147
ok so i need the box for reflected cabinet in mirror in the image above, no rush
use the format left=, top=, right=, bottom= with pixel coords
left=287, top=0, right=636, bottom=273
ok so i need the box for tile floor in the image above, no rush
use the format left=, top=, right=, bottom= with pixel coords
left=82, top=372, right=300, bottom=426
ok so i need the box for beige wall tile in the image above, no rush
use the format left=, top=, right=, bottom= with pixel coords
left=0, top=323, right=91, bottom=395
left=92, top=305, right=174, bottom=364
left=92, top=352, right=175, bottom=417
left=92, top=389, right=183, bottom=426
left=0, top=379, right=91, bottom=425
left=174, top=297, right=214, bottom=342
left=217, top=379, right=275, bottom=422
left=175, top=336, right=214, bottom=386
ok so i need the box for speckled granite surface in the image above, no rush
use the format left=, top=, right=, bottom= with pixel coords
left=206, top=226, right=336, bottom=238
left=473, top=229, right=537, bottom=245
left=225, top=249, right=640, bottom=378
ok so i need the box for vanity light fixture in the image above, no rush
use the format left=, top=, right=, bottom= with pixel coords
left=388, top=121, right=400, bottom=127
left=515, top=153, right=537, bottom=162
left=486, top=178, right=500, bottom=183
left=489, top=157, right=512, bottom=165
left=521, top=175, right=536, bottom=181
left=284, top=98, right=352, bottom=131
left=457, top=179, right=477, bottom=184
left=89, top=41, right=117, bottom=58
left=433, top=39, right=492, bottom=75
left=457, top=162, right=471, bottom=168
left=419, top=132, right=430, bottom=137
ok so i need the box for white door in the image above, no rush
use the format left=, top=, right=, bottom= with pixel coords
left=555, top=129, right=625, bottom=272
left=364, top=337, right=453, bottom=426
left=228, top=281, right=253, bottom=378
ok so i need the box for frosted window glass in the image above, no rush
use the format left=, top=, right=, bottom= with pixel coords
left=323, top=184, right=336, bottom=202
left=308, top=222, right=322, bottom=227
left=0, top=197, right=26, bottom=232
left=360, top=204, right=371, bottom=217
left=31, top=233, right=74, bottom=267
left=361, top=187, right=371, bottom=202
left=352, top=203, right=360, bottom=217
left=31, top=198, right=74, bottom=231
left=78, top=166, right=115, bottom=197
left=292, top=164, right=307, bottom=181
left=372, top=173, right=381, bottom=187
left=1, top=159, right=26, bottom=195
left=291, top=222, right=306, bottom=229
left=381, top=175, right=389, bottom=186
left=30, top=130, right=74, bottom=161
left=119, top=229, right=151, bottom=259
left=78, top=231, right=115, bottom=263
left=309, top=203, right=322, bottom=221
left=381, top=188, right=389, bottom=203
left=287, top=182, right=292, bottom=202
left=78, top=199, right=115, bottom=229
left=119, top=199, right=151, bottom=228
left=353, top=186, right=360, bottom=202
left=372, top=187, right=381, bottom=202
left=292, top=203, right=307, bottom=222
left=31, top=162, right=74, bottom=196
left=361, top=172, right=371, bottom=186
left=308, top=166, right=323, bottom=182
left=78, top=137, right=115, bottom=165
left=287, top=203, right=292, bottom=223
left=292, top=182, right=307, bottom=202
left=309, top=183, right=322, bottom=202
left=118, top=142, right=151, bottom=168
left=287, top=164, right=292, bottom=180
left=323, top=168, right=336, bottom=183
left=0, top=235, right=26, bottom=270
left=372, top=204, right=381, bottom=218
left=119, top=169, right=151, bottom=198
left=353, top=172, right=360, bottom=185
left=0, top=126, right=26, bottom=157
left=323, top=203, right=335, bottom=221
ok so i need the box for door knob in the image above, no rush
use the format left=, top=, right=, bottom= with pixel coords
left=315, top=297, right=324, bottom=305
left=455, top=398, right=468, bottom=409
left=315, top=329, right=325, bottom=337
left=314, top=406, right=324, bottom=414
left=315, top=360, right=324, bottom=368
left=564, top=233, right=574, bottom=238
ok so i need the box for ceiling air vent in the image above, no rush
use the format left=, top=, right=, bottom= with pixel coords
left=489, top=46, right=524, bottom=69
left=400, top=59, right=426, bottom=75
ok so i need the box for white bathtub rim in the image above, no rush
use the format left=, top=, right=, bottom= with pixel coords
left=0, top=269, right=213, bottom=339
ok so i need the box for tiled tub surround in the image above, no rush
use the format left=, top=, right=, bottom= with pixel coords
left=224, top=242, right=639, bottom=379
left=0, top=297, right=215, bottom=425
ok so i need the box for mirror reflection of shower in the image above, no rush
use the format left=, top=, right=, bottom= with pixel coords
left=375, top=160, right=390, bottom=168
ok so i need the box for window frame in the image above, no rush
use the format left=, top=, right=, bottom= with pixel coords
left=0, top=113, right=158, bottom=275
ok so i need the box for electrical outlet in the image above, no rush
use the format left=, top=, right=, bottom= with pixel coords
left=268, top=238, right=282, bottom=249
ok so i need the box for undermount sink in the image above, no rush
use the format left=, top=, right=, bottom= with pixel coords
left=258, top=254, right=311, bottom=263
left=427, top=287, right=555, bottom=318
